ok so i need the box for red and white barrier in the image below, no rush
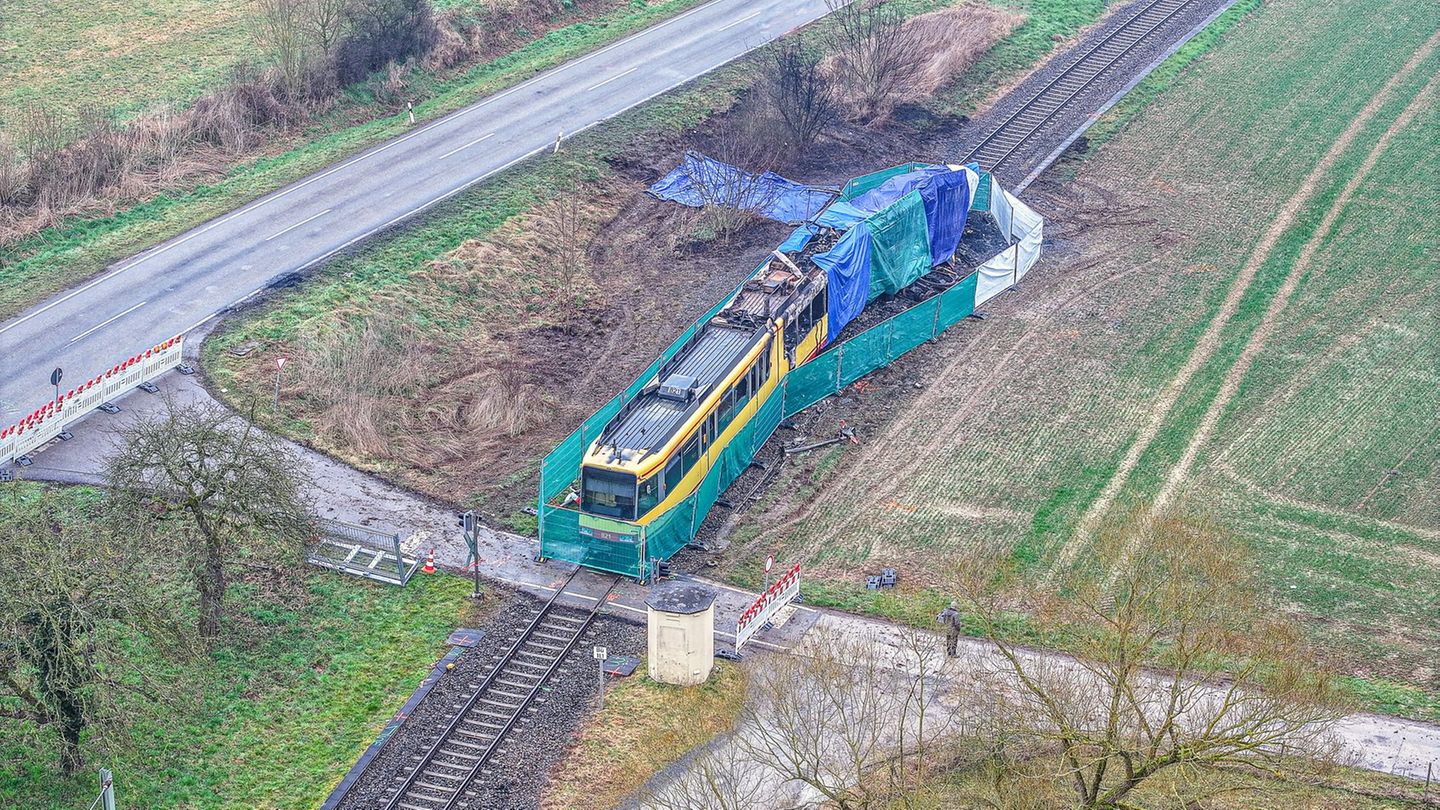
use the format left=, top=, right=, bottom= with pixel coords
left=736, top=562, right=802, bottom=651
left=1, top=336, right=185, bottom=466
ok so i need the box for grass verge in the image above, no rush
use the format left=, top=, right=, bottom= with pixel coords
left=541, top=661, right=746, bottom=809
left=0, top=484, right=484, bottom=809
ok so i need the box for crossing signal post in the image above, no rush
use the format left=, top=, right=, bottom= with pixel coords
left=457, top=511, right=482, bottom=600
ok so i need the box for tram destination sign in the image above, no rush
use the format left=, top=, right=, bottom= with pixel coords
left=736, top=562, right=801, bottom=651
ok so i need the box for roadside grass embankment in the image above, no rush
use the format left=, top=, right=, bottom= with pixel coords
left=0, top=0, right=709, bottom=321
left=729, top=0, right=1440, bottom=718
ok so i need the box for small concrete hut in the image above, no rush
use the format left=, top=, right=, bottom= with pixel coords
left=645, top=583, right=716, bottom=686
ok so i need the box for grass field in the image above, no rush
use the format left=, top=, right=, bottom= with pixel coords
left=0, top=0, right=259, bottom=126
left=0, top=484, right=485, bottom=808
left=736, top=0, right=1440, bottom=714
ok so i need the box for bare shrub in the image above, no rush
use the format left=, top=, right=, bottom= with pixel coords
left=456, top=367, right=551, bottom=437
left=681, top=116, right=785, bottom=242
left=337, top=0, right=439, bottom=85
left=253, top=0, right=314, bottom=100
left=758, top=35, right=836, bottom=153
left=821, top=1, right=1022, bottom=124
left=298, top=311, right=427, bottom=458
left=821, top=0, right=922, bottom=124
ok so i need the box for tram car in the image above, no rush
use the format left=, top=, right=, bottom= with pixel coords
left=576, top=250, right=827, bottom=540
left=554, top=160, right=1043, bottom=571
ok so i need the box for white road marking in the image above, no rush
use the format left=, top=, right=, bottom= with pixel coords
left=586, top=66, right=639, bottom=92
left=69, top=301, right=147, bottom=343
left=437, top=132, right=495, bottom=160
left=263, top=208, right=332, bottom=242
left=718, top=10, right=761, bottom=31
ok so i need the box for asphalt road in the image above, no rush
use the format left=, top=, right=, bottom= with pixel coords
left=0, top=0, right=834, bottom=420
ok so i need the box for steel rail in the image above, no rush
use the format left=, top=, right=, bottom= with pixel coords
left=962, top=0, right=1198, bottom=170
left=381, top=566, right=591, bottom=810
left=436, top=574, right=621, bottom=810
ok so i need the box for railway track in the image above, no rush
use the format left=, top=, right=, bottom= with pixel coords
left=962, top=0, right=1200, bottom=171
left=380, top=568, right=618, bottom=810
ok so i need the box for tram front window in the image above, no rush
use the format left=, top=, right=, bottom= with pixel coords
left=581, top=467, right=637, bottom=519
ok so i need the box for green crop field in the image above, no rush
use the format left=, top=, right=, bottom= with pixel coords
left=0, top=0, right=260, bottom=127
left=739, top=0, right=1439, bottom=715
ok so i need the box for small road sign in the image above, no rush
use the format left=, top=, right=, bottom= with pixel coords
left=593, top=645, right=608, bottom=660
left=50, top=367, right=63, bottom=387
left=764, top=554, right=774, bottom=573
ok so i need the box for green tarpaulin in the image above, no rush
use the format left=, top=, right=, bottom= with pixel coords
left=866, top=190, right=933, bottom=299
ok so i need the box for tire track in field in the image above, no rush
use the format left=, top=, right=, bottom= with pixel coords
left=755, top=249, right=1138, bottom=548
left=1150, top=73, right=1440, bottom=514
left=1057, top=32, right=1440, bottom=571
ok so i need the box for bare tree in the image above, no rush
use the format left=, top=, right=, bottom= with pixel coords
left=535, top=192, right=590, bottom=300
left=0, top=487, right=183, bottom=774
left=743, top=626, right=957, bottom=808
left=953, top=513, right=1349, bottom=808
left=105, top=399, right=314, bottom=644
left=253, top=0, right=314, bottom=99
left=680, top=131, right=784, bottom=244
left=306, top=0, right=350, bottom=56
left=821, top=0, right=923, bottom=124
left=760, top=35, right=835, bottom=152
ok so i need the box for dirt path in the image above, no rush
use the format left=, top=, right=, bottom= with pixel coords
left=1055, top=32, right=1440, bottom=573
left=1150, top=73, right=1440, bottom=514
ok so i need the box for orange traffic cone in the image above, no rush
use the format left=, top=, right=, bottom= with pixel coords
left=422, top=548, right=437, bottom=575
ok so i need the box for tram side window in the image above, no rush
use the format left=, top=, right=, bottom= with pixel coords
left=809, top=289, right=827, bottom=330
left=718, top=388, right=736, bottom=432
left=637, top=475, right=659, bottom=515
left=663, top=455, right=683, bottom=495
left=681, top=434, right=701, bottom=475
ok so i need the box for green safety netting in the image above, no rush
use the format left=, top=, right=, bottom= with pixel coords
left=841, top=163, right=926, bottom=200
left=538, top=168, right=1043, bottom=580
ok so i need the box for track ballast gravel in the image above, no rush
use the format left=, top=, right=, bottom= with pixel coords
left=337, top=593, right=644, bottom=810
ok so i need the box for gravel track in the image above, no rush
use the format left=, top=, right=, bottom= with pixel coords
left=337, top=592, right=644, bottom=810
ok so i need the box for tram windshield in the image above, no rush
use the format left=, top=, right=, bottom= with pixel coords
left=581, top=467, right=637, bottom=520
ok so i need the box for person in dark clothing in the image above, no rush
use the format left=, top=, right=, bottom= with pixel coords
left=936, top=600, right=963, bottom=657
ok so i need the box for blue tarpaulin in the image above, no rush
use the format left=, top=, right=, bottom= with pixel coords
left=648, top=152, right=835, bottom=225
left=778, top=223, right=819, bottom=253
left=814, top=200, right=869, bottom=230
left=917, top=168, right=971, bottom=265
left=811, top=222, right=872, bottom=339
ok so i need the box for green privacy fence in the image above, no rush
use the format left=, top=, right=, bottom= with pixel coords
left=537, top=271, right=982, bottom=580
